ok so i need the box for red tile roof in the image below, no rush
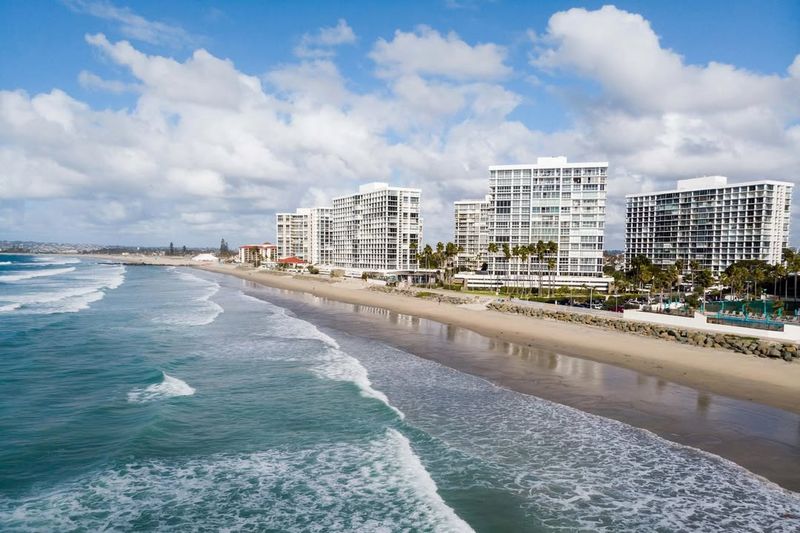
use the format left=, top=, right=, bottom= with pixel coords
left=277, top=256, right=306, bottom=264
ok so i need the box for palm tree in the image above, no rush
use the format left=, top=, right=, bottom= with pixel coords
left=444, top=242, right=460, bottom=286
left=511, top=245, right=521, bottom=296
left=422, top=244, right=434, bottom=270
left=487, top=242, right=499, bottom=290
left=688, top=260, right=700, bottom=291
left=502, top=243, right=511, bottom=295
left=771, top=263, right=785, bottom=300
left=533, top=240, right=546, bottom=296
left=545, top=240, right=558, bottom=297
left=518, top=245, right=530, bottom=297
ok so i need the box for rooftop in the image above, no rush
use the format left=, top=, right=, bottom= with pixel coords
left=626, top=177, right=795, bottom=198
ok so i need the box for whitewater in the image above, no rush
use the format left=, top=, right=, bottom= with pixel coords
left=0, top=258, right=798, bottom=532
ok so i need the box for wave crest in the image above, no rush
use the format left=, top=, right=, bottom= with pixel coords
left=0, top=267, right=76, bottom=283
left=127, top=372, right=195, bottom=403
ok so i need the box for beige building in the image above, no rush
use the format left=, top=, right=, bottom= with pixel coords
left=454, top=196, right=490, bottom=269
left=276, top=208, right=311, bottom=261
left=239, top=243, right=278, bottom=265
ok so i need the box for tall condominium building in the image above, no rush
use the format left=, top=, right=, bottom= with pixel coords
left=486, top=157, right=608, bottom=280
left=276, top=208, right=310, bottom=260
left=625, top=176, right=793, bottom=274
left=276, top=207, right=334, bottom=264
left=309, top=207, right=333, bottom=265
left=454, top=196, right=490, bottom=268
left=332, top=182, right=422, bottom=271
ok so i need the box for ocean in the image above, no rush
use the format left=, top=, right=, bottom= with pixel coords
left=0, top=255, right=799, bottom=532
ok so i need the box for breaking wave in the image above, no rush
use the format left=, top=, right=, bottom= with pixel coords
left=128, top=372, right=196, bottom=403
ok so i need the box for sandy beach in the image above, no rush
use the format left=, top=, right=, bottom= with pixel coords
left=73, top=254, right=800, bottom=489
left=93, top=255, right=800, bottom=415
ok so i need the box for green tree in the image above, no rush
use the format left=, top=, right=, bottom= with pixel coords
left=502, top=243, right=512, bottom=294
left=515, top=245, right=531, bottom=295
left=628, top=255, right=653, bottom=290
left=545, top=241, right=558, bottom=297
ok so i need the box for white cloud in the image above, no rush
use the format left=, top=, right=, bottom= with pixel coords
left=78, top=70, right=138, bottom=93
left=64, top=0, right=195, bottom=48
left=2, top=9, right=799, bottom=249
left=370, top=26, right=511, bottom=80
left=294, top=19, right=356, bottom=58
left=530, top=5, right=800, bottom=234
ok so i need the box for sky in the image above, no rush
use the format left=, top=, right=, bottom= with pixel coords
left=1, top=0, right=799, bottom=249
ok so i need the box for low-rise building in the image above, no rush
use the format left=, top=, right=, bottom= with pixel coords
left=238, top=243, right=278, bottom=266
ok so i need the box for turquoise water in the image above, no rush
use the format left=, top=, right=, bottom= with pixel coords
left=0, top=255, right=799, bottom=532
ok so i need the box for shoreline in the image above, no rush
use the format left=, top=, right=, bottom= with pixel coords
left=197, top=263, right=800, bottom=416
left=73, top=254, right=800, bottom=489
left=79, top=254, right=800, bottom=415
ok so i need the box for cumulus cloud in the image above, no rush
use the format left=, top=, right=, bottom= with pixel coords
left=370, top=26, right=511, bottom=80
left=531, top=5, right=800, bottom=231
left=2, top=7, right=799, bottom=248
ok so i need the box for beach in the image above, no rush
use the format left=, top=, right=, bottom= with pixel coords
left=3, top=253, right=799, bottom=530
left=79, top=255, right=800, bottom=489
left=90, top=255, right=800, bottom=413
left=193, top=263, right=800, bottom=413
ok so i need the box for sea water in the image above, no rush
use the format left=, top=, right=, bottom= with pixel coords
left=0, top=256, right=798, bottom=532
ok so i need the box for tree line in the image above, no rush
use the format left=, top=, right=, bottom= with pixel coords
left=609, top=248, right=800, bottom=305
left=412, top=239, right=559, bottom=295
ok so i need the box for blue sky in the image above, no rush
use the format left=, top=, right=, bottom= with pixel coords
left=1, top=1, right=799, bottom=247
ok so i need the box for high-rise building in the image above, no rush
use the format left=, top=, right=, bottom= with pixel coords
left=625, top=176, right=793, bottom=274
left=332, top=182, right=422, bottom=271
left=276, top=208, right=310, bottom=260
left=309, top=207, right=333, bottom=265
left=485, top=157, right=609, bottom=282
left=276, top=207, right=334, bottom=265
left=454, top=196, right=490, bottom=269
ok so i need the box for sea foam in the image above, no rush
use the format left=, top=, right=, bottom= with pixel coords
left=357, top=343, right=800, bottom=532
left=127, top=372, right=195, bottom=403
left=268, top=309, right=406, bottom=420
left=3, top=264, right=125, bottom=315
left=153, top=271, right=223, bottom=326
left=33, top=257, right=81, bottom=265
left=0, top=267, right=76, bottom=283
left=0, top=429, right=472, bottom=532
